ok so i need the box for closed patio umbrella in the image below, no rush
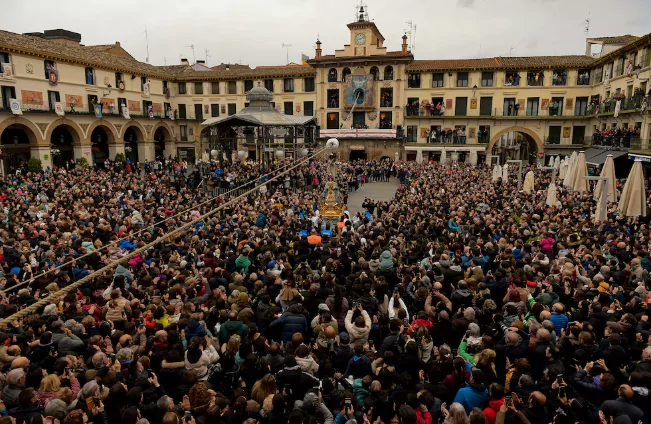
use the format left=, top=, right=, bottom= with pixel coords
left=595, top=154, right=618, bottom=203
left=502, top=163, right=509, bottom=183
left=554, top=155, right=560, bottom=169
left=546, top=182, right=558, bottom=207
left=547, top=156, right=554, bottom=167
left=523, top=170, right=535, bottom=194
left=492, top=164, right=501, bottom=182
left=618, top=159, right=647, bottom=217
left=563, top=151, right=578, bottom=189
left=571, top=151, right=589, bottom=193
left=416, top=149, right=423, bottom=164
left=559, top=158, right=568, bottom=180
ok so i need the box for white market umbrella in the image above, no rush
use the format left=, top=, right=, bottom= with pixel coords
left=547, top=156, right=554, bottom=167
left=416, top=149, right=423, bottom=164
left=618, top=159, right=647, bottom=217
left=546, top=182, right=558, bottom=207
left=554, top=156, right=560, bottom=169
left=571, top=151, right=589, bottom=193
left=492, top=165, right=500, bottom=182
left=563, top=151, right=578, bottom=189
left=502, top=163, right=509, bottom=183
left=595, top=154, right=618, bottom=203
left=559, top=158, right=568, bottom=180
left=523, top=171, right=535, bottom=194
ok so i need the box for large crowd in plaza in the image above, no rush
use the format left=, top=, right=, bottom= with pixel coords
left=0, top=151, right=648, bottom=424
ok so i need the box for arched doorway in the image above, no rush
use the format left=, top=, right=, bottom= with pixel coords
left=350, top=149, right=367, bottom=161
left=123, top=126, right=143, bottom=164
left=50, top=125, right=77, bottom=168
left=153, top=126, right=172, bottom=160
left=0, top=124, right=35, bottom=172
left=489, top=127, right=542, bottom=165
left=91, top=126, right=111, bottom=166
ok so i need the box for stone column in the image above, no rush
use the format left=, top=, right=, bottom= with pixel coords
left=31, top=146, right=52, bottom=170
left=440, top=148, right=447, bottom=164
left=74, top=143, right=93, bottom=165
left=138, top=143, right=155, bottom=163
left=469, top=150, right=478, bottom=166
left=109, top=143, right=125, bottom=160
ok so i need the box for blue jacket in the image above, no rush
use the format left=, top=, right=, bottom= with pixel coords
left=256, top=213, right=268, bottom=228
left=119, top=240, right=137, bottom=250
left=453, top=382, right=489, bottom=415
left=269, top=304, right=307, bottom=343
left=550, top=313, right=569, bottom=335
left=72, top=267, right=90, bottom=280
left=448, top=220, right=461, bottom=231
left=185, top=319, right=208, bottom=342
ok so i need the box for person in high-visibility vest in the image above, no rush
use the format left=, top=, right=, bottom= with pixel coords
left=307, top=229, right=322, bottom=245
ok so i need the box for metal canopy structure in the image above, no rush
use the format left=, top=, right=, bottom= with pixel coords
left=201, top=84, right=317, bottom=163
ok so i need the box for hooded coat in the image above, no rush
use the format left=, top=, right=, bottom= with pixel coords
left=344, top=310, right=371, bottom=347
left=378, top=251, right=394, bottom=273
left=269, top=303, right=308, bottom=343
left=453, top=382, right=489, bottom=415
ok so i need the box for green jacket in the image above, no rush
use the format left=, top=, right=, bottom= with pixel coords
left=234, top=255, right=252, bottom=273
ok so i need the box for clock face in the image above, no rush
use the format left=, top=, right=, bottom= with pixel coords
left=355, top=33, right=366, bottom=45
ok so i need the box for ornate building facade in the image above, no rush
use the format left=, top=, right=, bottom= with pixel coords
left=0, top=11, right=650, bottom=169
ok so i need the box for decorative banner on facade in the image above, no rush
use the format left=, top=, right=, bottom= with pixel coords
left=94, top=104, right=102, bottom=118
left=48, top=70, right=58, bottom=85
left=204, top=104, right=209, bottom=114
left=9, top=99, right=22, bottom=115
left=642, top=97, right=648, bottom=113
left=1, top=63, right=12, bottom=78
left=626, top=60, right=633, bottom=77
left=594, top=103, right=600, bottom=118
left=604, top=69, right=610, bottom=84
left=541, top=99, right=549, bottom=110
left=614, top=99, right=621, bottom=118
left=445, top=99, right=453, bottom=109
left=470, top=98, right=477, bottom=109
left=118, top=81, right=125, bottom=91
left=469, top=128, right=476, bottom=138
left=168, top=107, right=174, bottom=120
left=565, top=98, right=574, bottom=110
left=148, top=105, right=154, bottom=119
left=562, top=127, right=571, bottom=138
left=451, top=152, right=459, bottom=162
left=221, top=105, right=226, bottom=114
left=54, top=102, right=65, bottom=116
left=21, top=90, right=44, bottom=105
left=143, top=79, right=150, bottom=96
left=121, top=103, right=130, bottom=119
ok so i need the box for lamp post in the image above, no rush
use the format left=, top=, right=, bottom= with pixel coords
left=541, top=166, right=556, bottom=186
left=472, top=85, right=478, bottom=98
left=584, top=176, right=609, bottom=222
left=507, top=159, right=523, bottom=191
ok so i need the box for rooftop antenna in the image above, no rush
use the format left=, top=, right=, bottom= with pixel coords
left=163, top=57, right=167, bottom=65
left=186, top=44, right=195, bottom=63
left=281, top=42, right=292, bottom=64
left=509, top=47, right=515, bottom=57
left=205, top=49, right=210, bottom=66
left=584, top=13, right=591, bottom=37
left=144, top=27, right=150, bottom=63
left=405, top=21, right=416, bottom=54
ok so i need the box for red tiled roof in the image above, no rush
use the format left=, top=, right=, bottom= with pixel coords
left=310, top=51, right=412, bottom=62
left=407, top=55, right=596, bottom=71
left=407, top=58, right=501, bottom=71
left=587, top=35, right=640, bottom=45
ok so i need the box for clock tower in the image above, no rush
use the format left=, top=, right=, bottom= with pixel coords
left=347, top=3, right=385, bottom=57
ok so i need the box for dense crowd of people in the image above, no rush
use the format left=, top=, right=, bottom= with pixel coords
left=0, top=155, right=648, bottom=424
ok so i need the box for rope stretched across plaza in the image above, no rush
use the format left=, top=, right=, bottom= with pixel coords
left=0, top=152, right=318, bottom=295
left=0, top=145, right=329, bottom=326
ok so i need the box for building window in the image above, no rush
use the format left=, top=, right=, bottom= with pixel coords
left=352, top=111, right=365, bottom=128
left=481, top=72, right=493, bottom=87
left=379, top=111, right=392, bottom=128
left=456, top=72, right=469, bottom=87
left=478, top=125, right=490, bottom=144
left=164, top=102, right=171, bottom=117
left=194, top=82, right=203, bottom=95
left=87, top=95, right=98, bottom=113
left=328, top=68, right=338, bottom=83
left=140, top=77, right=147, bottom=92
left=370, top=67, right=379, bottom=81
left=548, top=126, right=561, bottom=144
left=549, top=97, right=563, bottom=116
left=327, top=89, right=339, bottom=108
left=527, top=71, right=544, bottom=86
left=0, top=53, right=11, bottom=75
left=341, top=68, right=351, bottom=83
left=304, top=77, right=315, bottom=92
left=243, top=80, right=253, bottom=92
left=211, top=104, right=219, bottom=117
left=479, top=97, right=493, bottom=116
left=209, top=82, right=219, bottom=94
left=407, top=74, right=420, bottom=88
left=180, top=125, right=188, bottom=141
left=227, top=81, right=237, bottom=94
left=162, top=81, right=168, bottom=94
left=304, top=101, right=314, bottom=116
left=504, top=72, right=520, bottom=86
left=264, top=79, right=274, bottom=92
left=284, top=101, right=293, bottom=115
left=283, top=78, right=294, bottom=92
left=47, top=90, right=60, bottom=111
left=178, top=104, right=187, bottom=119
left=117, top=97, right=127, bottom=113
left=406, top=97, right=419, bottom=116
left=114, top=73, right=123, bottom=88
left=142, top=100, right=152, bottom=116
left=380, top=88, right=393, bottom=107
left=384, top=66, right=394, bottom=81
left=326, top=112, right=339, bottom=129
left=455, top=97, right=468, bottom=116
left=194, top=104, right=203, bottom=120
left=228, top=104, right=236, bottom=115
left=431, top=97, right=444, bottom=116
left=44, top=60, right=56, bottom=80
left=526, top=97, right=540, bottom=116
left=503, top=98, right=517, bottom=116
left=178, top=82, right=187, bottom=95
left=406, top=125, right=418, bottom=142
left=552, top=70, right=567, bottom=86
left=576, top=69, right=590, bottom=86
left=84, top=67, right=94, bottom=85
left=1, top=86, right=16, bottom=109
left=432, top=73, right=444, bottom=88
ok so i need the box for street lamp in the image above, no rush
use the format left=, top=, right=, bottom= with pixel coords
left=472, top=85, right=478, bottom=97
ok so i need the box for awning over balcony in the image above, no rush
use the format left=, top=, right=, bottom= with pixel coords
left=320, top=129, right=397, bottom=139
left=584, top=148, right=627, bottom=166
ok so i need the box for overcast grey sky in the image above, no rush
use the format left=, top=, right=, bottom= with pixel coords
left=3, top=0, right=650, bottom=67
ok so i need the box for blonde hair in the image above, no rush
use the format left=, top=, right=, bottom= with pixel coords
left=40, top=374, right=61, bottom=393
left=251, top=374, right=277, bottom=404
left=448, top=402, right=469, bottom=424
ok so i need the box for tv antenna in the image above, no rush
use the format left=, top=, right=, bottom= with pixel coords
left=205, top=49, right=210, bottom=66
left=281, top=42, right=292, bottom=64
left=186, top=44, right=196, bottom=64
left=405, top=21, right=416, bottom=54
left=144, top=27, right=150, bottom=63
left=509, top=47, right=515, bottom=57
left=584, top=13, right=591, bottom=37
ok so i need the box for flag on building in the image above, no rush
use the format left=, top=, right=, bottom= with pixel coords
left=94, top=104, right=103, bottom=118
left=9, top=99, right=21, bottom=115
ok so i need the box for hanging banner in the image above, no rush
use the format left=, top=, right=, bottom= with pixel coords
left=94, top=103, right=102, bottom=118
left=470, top=98, right=477, bottom=109
left=54, top=102, right=65, bottom=116
left=614, top=99, right=621, bottom=118
left=48, top=70, right=58, bottom=85
left=10, top=99, right=22, bottom=115
left=121, top=103, right=130, bottom=119
left=168, top=107, right=175, bottom=121
left=1, top=63, right=12, bottom=78
left=118, top=81, right=125, bottom=91
left=147, top=105, right=154, bottom=119
left=143, top=79, right=150, bottom=96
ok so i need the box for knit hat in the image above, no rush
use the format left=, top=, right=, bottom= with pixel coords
left=339, top=332, right=350, bottom=345
left=318, top=303, right=330, bottom=313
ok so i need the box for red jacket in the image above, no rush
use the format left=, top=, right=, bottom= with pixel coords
left=415, top=409, right=432, bottom=424
left=483, top=398, right=504, bottom=424
left=407, top=318, right=433, bottom=335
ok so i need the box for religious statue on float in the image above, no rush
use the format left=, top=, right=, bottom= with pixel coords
left=319, top=139, right=345, bottom=221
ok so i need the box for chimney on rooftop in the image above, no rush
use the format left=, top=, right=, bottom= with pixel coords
left=402, top=34, right=408, bottom=54
left=196, top=60, right=205, bottom=64
left=181, top=58, right=189, bottom=65
left=315, top=40, right=322, bottom=59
